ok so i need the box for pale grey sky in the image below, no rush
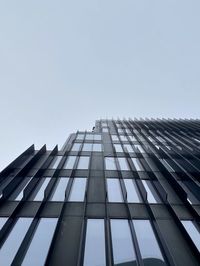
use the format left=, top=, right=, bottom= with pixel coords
left=0, top=0, right=200, bottom=170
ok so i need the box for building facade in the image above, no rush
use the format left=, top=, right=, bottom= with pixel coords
left=0, top=118, right=199, bottom=266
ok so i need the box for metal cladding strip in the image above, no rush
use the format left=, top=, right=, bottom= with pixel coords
left=0, top=145, right=46, bottom=201
left=0, top=145, right=34, bottom=181
left=0, top=144, right=49, bottom=246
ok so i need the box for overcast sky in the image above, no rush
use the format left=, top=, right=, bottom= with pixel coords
left=0, top=0, right=200, bottom=170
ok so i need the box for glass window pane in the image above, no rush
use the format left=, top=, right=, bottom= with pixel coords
left=120, top=135, right=128, bottom=141
left=0, top=218, right=33, bottom=265
left=63, top=156, right=76, bottom=169
left=123, top=144, right=134, bottom=153
left=129, top=136, right=137, bottom=141
left=68, top=178, right=87, bottom=201
left=107, top=179, right=123, bottom=202
left=14, top=178, right=32, bottom=201
left=77, top=156, right=90, bottom=169
left=102, top=128, right=109, bottom=132
left=76, top=134, right=84, bottom=140
left=0, top=217, right=8, bottom=230
left=93, top=144, right=102, bottom=152
left=50, top=178, right=69, bottom=201
left=85, top=134, right=94, bottom=140
left=22, top=218, right=58, bottom=266
left=33, top=178, right=51, bottom=201
left=82, top=143, right=93, bottom=152
left=135, top=145, right=145, bottom=153
left=114, top=144, right=123, bottom=152
left=49, top=156, right=62, bottom=169
left=133, top=220, right=165, bottom=265
left=105, top=157, right=117, bottom=170
left=181, top=221, right=200, bottom=252
left=93, top=134, right=101, bottom=141
left=142, top=180, right=159, bottom=203
left=111, top=219, right=136, bottom=265
left=118, top=158, right=130, bottom=171
left=124, top=179, right=141, bottom=203
left=71, top=143, right=81, bottom=151
left=84, top=219, right=106, bottom=266
left=111, top=135, right=119, bottom=141
left=131, top=158, right=143, bottom=171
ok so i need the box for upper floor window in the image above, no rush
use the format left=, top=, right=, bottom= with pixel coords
left=49, top=156, right=62, bottom=169
left=76, top=133, right=85, bottom=140
left=63, top=156, right=76, bottom=169
left=181, top=220, right=200, bottom=252
left=131, top=158, right=143, bottom=171
left=50, top=178, right=69, bottom=201
left=105, top=157, right=117, bottom=170
left=71, top=143, right=81, bottom=151
left=114, top=144, right=123, bottom=152
left=68, top=178, right=87, bottom=201
left=107, top=178, right=123, bottom=202
left=142, top=180, right=160, bottom=203
left=111, top=135, right=119, bottom=141
left=77, top=156, right=90, bottom=169
left=93, top=134, right=101, bottom=141
left=124, top=179, right=141, bottom=203
left=118, top=158, right=130, bottom=171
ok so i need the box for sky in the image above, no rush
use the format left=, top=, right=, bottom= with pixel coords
left=0, top=0, right=200, bottom=170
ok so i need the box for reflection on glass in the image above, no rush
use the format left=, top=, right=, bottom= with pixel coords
left=105, top=157, right=117, bottom=170
left=135, top=145, right=145, bottom=153
left=49, top=156, right=62, bottom=169
left=68, top=178, right=87, bottom=201
left=93, top=144, right=102, bottom=152
left=50, top=178, right=69, bottom=201
left=181, top=220, right=200, bottom=251
left=0, top=218, right=33, bottom=265
left=82, top=143, right=93, bottom=152
left=120, top=135, right=128, bottom=141
left=33, top=178, right=51, bottom=201
left=14, top=178, right=32, bottom=201
left=22, top=218, right=58, bottom=266
left=0, top=217, right=8, bottom=230
left=85, top=134, right=94, bottom=140
left=71, top=143, right=81, bottom=151
left=107, top=179, right=123, bottom=202
left=114, top=144, right=123, bottom=152
left=131, top=158, right=143, bottom=171
left=118, top=158, right=130, bottom=171
left=93, top=134, right=101, bottom=141
left=63, top=156, right=76, bottom=169
left=76, top=134, right=85, bottom=140
left=129, top=136, right=137, bottom=141
left=124, top=179, right=141, bottom=203
left=123, top=144, right=134, bottom=153
left=77, top=156, right=90, bottom=169
left=84, top=219, right=106, bottom=266
left=133, top=220, right=166, bottom=265
left=111, top=219, right=136, bottom=265
left=142, top=180, right=159, bottom=203
left=111, top=135, right=119, bottom=141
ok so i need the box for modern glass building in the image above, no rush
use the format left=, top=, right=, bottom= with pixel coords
left=0, top=118, right=199, bottom=266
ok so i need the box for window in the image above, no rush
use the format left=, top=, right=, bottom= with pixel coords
left=111, top=135, right=119, bottom=141
left=123, top=144, right=134, bottom=153
left=68, top=178, right=87, bottom=201
left=93, top=144, right=102, bottom=152
left=0, top=217, right=8, bottom=230
left=129, top=136, right=137, bottom=141
left=49, top=156, right=62, bottom=169
left=22, top=218, right=58, bottom=266
left=124, top=179, right=141, bottom=203
left=107, top=179, right=123, bottom=202
left=71, top=143, right=81, bottom=151
left=85, top=134, right=94, bottom=141
left=63, top=156, right=76, bottom=169
left=114, top=144, right=123, bottom=152
left=84, top=219, right=106, bottom=266
left=76, top=134, right=85, bottom=140
left=82, top=143, right=93, bottom=152
left=105, top=157, right=117, bottom=170
left=14, top=178, right=32, bottom=201
left=133, top=220, right=165, bottom=265
left=50, top=178, right=69, bottom=201
left=93, top=134, right=101, bottom=141
left=33, top=178, right=51, bottom=201
left=110, top=219, right=136, bottom=265
left=142, top=180, right=160, bottom=203
left=102, top=128, right=109, bottom=132
left=118, top=158, right=130, bottom=171
left=101, top=122, right=107, bottom=127
left=120, top=135, right=128, bottom=141
left=77, top=156, right=90, bottom=169
left=135, top=145, right=145, bottom=153
left=131, top=158, right=143, bottom=171
left=0, top=218, right=33, bottom=265
left=181, top=220, right=200, bottom=251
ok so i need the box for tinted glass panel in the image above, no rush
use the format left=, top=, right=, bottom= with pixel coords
left=77, top=156, right=90, bottom=169
left=0, top=217, right=8, bottom=230
left=107, top=179, right=123, bottom=202
left=131, top=158, right=143, bottom=171
left=33, top=178, right=51, bottom=201
left=82, top=143, right=93, bottom=152
left=111, top=135, right=119, bottom=141
left=118, top=158, right=130, bottom=171
left=123, top=144, right=134, bottom=153
left=71, top=143, right=81, bottom=151
left=124, top=179, right=141, bottom=203
left=49, top=156, right=62, bottom=169
left=129, top=136, right=137, bottom=141
left=111, top=219, right=136, bottom=265
left=93, top=144, right=102, bottom=152
left=14, top=178, right=32, bottom=201
left=181, top=220, right=200, bottom=251
left=105, top=157, right=117, bottom=170
left=133, top=220, right=165, bottom=265
left=76, top=134, right=84, bottom=140
left=63, top=156, right=76, bottom=169
left=84, top=219, right=106, bottom=266
left=85, top=134, right=94, bottom=140
left=0, top=218, right=33, bottom=265
left=120, top=135, right=128, bottom=141
left=114, top=144, right=123, bottom=152
left=142, top=180, right=159, bottom=203
left=93, top=134, right=101, bottom=141
left=68, top=178, right=87, bottom=201
left=50, top=178, right=69, bottom=201
left=22, top=218, right=58, bottom=266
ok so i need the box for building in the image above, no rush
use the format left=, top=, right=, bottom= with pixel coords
left=0, top=118, right=199, bottom=266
